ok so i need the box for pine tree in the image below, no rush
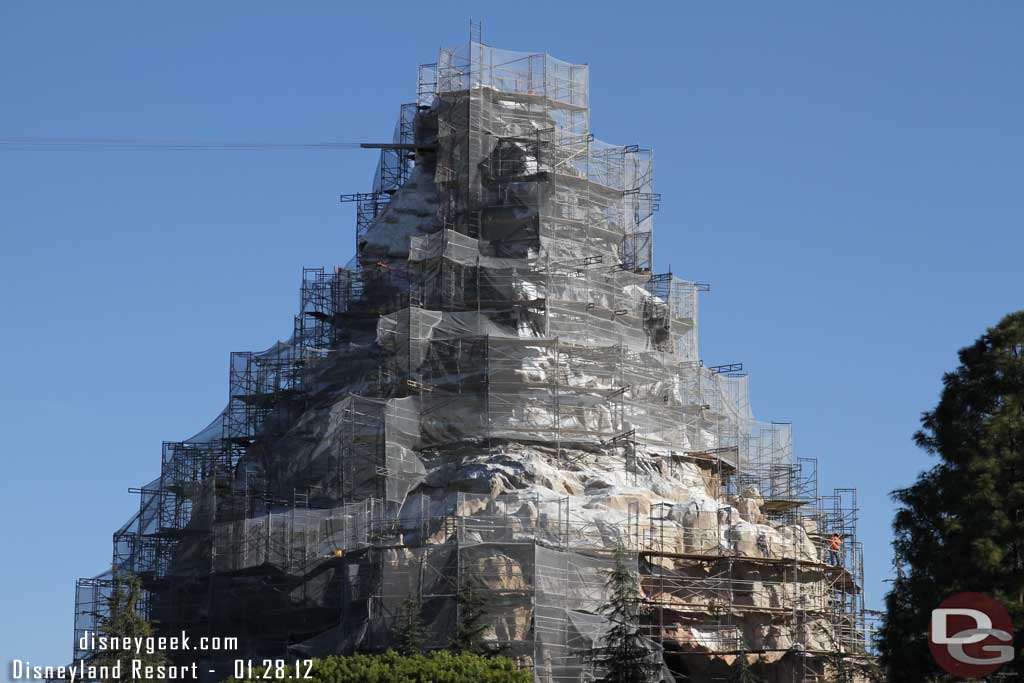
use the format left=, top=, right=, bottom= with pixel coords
left=878, top=311, right=1024, bottom=680
left=452, top=573, right=489, bottom=654
left=589, top=543, right=655, bottom=683
left=93, top=570, right=168, bottom=682
left=828, top=653, right=882, bottom=683
left=731, top=654, right=766, bottom=683
left=395, top=594, right=424, bottom=655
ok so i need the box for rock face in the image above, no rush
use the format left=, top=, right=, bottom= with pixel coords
left=74, top=35, right=871, bottom=683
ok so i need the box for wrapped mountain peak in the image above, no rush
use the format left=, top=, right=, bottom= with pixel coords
left=73, top=35, right=873, bottom=683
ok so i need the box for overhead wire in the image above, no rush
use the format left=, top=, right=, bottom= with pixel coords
left=0, top=137, right=364, bottom=152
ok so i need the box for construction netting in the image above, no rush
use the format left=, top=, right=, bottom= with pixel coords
left=73, top=34, right=872, bottom=683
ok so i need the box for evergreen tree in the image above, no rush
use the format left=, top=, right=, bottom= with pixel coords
left=452, top=573, right=490, bottom=654
left=878, top=312, right=1024, bottom=680
left=589, top=544, right=655, bottom=683
left=93, top=570, right=168, bottom=682
left=827, top=653, right=882, bottom=683
left=731, top=654, right=766, bottom=683
left=394, top=594, right=424, bottom=655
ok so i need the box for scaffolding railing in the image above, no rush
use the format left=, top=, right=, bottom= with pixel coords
left=75, top=32, right=873, bottom=682
left=438, top=43, right=589, bottom=112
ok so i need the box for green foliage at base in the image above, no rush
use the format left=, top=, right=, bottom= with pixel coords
left=94, top=570, right=169, bottom=682
left=228, top=650, right=530, bottom=683
left=452, top=577, right=490, bottom=654
left=587, top=544, right=658, bottom=683
left=730, top=654, right=767, bottom=683
left=394, top=596, right=424, bottom=656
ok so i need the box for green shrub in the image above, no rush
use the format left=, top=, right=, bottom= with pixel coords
left=227, top=650, right=530, bottom=683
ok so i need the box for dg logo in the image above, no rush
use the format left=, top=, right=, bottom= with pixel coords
left=929, top=592, right=1016, bottom=678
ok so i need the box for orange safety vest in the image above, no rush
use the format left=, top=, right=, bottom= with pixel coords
left=829, top=536, right=842, bottom=551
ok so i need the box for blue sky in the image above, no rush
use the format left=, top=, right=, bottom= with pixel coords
left=1, top=1, right=1021, bottom=674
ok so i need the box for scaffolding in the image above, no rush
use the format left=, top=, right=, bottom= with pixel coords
left=73, top=28, right=873, bottom=683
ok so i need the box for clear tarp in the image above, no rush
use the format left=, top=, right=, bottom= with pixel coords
left=75, top=35, right=870, bottom=682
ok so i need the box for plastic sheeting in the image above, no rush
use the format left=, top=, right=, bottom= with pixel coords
left=74, top=35, right=869, bottom=682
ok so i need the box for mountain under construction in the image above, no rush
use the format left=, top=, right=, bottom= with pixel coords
left=73, top=29, right=875, bottom=683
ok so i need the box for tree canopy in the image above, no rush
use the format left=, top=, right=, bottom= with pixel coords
left=588, top=544, right=658, bottom=683
left=451, top=574, right=490, bottom=654
left=393, top=595, right=424, bottom=656
left=93, top=570, right=169, bottom=682
left=878, top=311, right=1024, bottom=679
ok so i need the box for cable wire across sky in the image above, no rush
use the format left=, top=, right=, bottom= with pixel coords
left=0, top=137, right=365, bottom=151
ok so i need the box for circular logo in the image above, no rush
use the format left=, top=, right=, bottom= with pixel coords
left=928, top=592, right=1015, bottom=677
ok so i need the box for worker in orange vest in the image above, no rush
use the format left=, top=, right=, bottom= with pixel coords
left=827, top=533, right=842, bottom=566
